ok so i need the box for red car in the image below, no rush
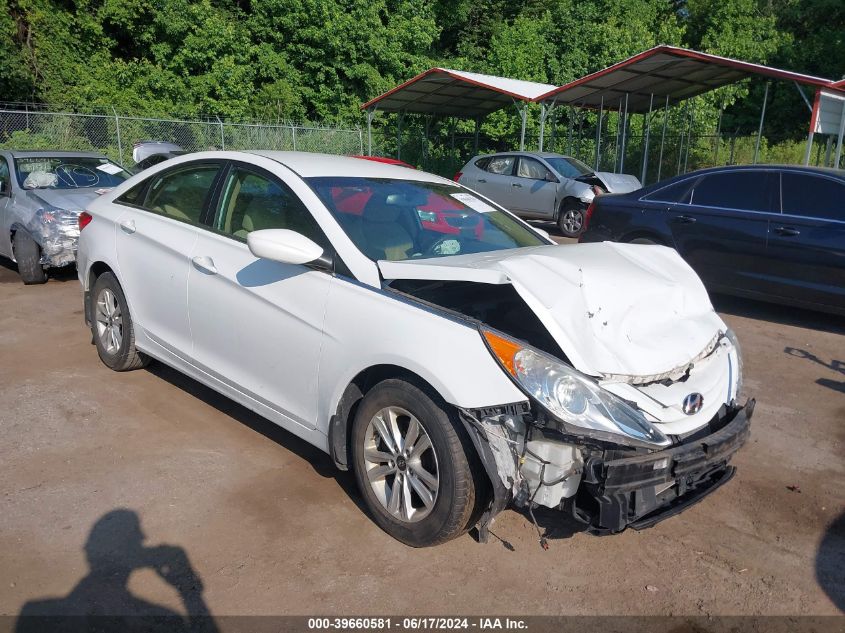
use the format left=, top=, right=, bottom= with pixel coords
left=347, top=156, right=483, bottom=237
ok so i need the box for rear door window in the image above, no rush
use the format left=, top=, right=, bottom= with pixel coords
left=781, top=172, right=845, bottom=221
left=690, top=171, right=774, bottom=212
left=143, top=164, right=220, bottom=224
left=484, top=156, right=515, bottom=176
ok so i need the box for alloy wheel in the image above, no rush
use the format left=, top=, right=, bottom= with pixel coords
left=561, top=209, right=583, bottom=234
left=363, top=406, right=439, bottom=523
left=95, top=288, right=123, bottom=355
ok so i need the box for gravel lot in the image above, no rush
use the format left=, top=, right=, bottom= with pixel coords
left=0, top=245, right=843, bottom=619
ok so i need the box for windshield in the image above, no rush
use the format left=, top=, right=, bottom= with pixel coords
left=545, top=156, right=592, bottom=179
left=14, top=156, right=131, bottom=190
left=307, top=177, right=547, bottom=262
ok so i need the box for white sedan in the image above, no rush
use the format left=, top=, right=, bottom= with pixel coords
left=77, top=152, right=753, bottom=547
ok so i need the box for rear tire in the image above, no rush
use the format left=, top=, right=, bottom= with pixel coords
left=350, top=379, right=481, bottom=547
left=90, top=272, right=149, bottom=371
left=557, top=200, right=585, bottom=237
left=13, top=232, right=47, bottom=285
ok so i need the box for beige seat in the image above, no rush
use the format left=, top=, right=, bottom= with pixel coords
left=360, top=198, right=414, bottom=261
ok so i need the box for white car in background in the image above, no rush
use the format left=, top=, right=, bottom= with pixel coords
left=457, top=152, right=641, bottom=237
left=77, top=151, right=752, bottom=547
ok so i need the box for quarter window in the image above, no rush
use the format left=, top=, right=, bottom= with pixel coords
left=215, top=168, right=326, bottom=247
left=0, top=158, right=10, bottom=194
left=144, top=165, right=220, bottom=224
left=485, top=156, right=515, bottom=175
left=116, top=181, right=147, bottom=206
left=781, top=172, right=845, bottom=221
left=643, top=179, right=694, bottom=204
left=690, top=172, right=773, bottom=212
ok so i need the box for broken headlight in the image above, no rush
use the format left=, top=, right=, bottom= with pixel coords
left=482, top=329, right=670, bottom=449
left=725, top=328, right=743, bottom=404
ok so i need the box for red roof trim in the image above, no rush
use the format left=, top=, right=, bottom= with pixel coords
left=536, top=45, right=834, bottom=102
left=361, top=68, right=539, bottom=111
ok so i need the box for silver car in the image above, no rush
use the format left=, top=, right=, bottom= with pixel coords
left=457, top=152, right=641, bottom=237
left=0, top=151, right=131, bottom=284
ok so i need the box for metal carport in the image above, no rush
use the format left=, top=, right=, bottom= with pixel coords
left=361, top=68, right=555, bottom=155
left=536, top=46, right=834, bottom=182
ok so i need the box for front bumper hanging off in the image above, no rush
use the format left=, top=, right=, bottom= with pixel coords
left=573, top=400, right=754, bottom=534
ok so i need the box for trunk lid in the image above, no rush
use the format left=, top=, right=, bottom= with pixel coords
left=378, top=242, right=726, bottom=378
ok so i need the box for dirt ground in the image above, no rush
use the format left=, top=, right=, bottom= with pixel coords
left=0, top=245, right=843, bottom=620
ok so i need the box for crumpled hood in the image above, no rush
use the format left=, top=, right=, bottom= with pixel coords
left=593, top=171, right=641, bottom=193
left=379, top=242, right=727, bottom=378
left=24, top=188, right=101, bottom=211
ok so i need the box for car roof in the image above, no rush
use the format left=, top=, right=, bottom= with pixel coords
left=472, top=151, right=576, bottom=160
left=661, top=163, right=845, bottom=179
left=247, top=151, right=446, bottom=182
left=8, top=150, right=110, bottom=159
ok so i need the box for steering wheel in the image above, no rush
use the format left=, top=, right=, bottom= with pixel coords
left=421, top=234, right=461, bottom=258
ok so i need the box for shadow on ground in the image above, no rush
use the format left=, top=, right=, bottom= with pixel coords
left=712, top=293, right=845, bottom=336
left=15, top=509, right=219, bottom=632
left=816, top=510, right=845, bottom=613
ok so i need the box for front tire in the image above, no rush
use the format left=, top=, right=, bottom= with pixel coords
left=13, top=232, right=47, bottom=285
left=90, top=272, right=149, bottom=371
left=350, top=379, right=480, bottom=547
left=557, top=200, right=585, bottom=237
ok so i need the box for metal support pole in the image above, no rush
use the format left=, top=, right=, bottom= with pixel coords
left=803, top=132, right=815, bottom=166
left=366, top=107, right=376, bottom=156
left=112, top=106, right=123, bottom=166
left=713, top=103, right=723, bottom=165
left=539, top=103, right=547, bottom=151
left=657, top=95, right=669, bottom=182
left=518, top=104, right=527, bottom=151
left=753, top=81, right=770, bottom=164
left=215, top=115, right=225, bottom=150
left=566, top=106, right=574, bottom=155
left=677, top=100, right=689, bottom=175
left=595, top=95, right=604, bottom=170
left=449, top=117, right=456, bottom=169
left=291, top=124, right=297, bottom=151
left=473, top=117, right=480, bottom=154
left=396, top=112, right=403, bottom=160
left=824, top=136, right=833, bottom=166
left=576, top=106, right=585, bottom=161
left=834, top=101, right=845, bottom=169
left=358, top=128, right=364, bottom=154
left=683, top=98, right=694, bottom=174
left=619, top=93, right=629, bottom=173
left=614, top=99, right=622, bottom=172
left=795, top=82, right=813, bottom=113
left=640, top=94, right=653, bottom=184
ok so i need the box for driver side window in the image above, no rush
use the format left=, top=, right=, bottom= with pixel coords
left=214, top=167, right=327, bottom=248
left=517, top=157, right=552, bottom=180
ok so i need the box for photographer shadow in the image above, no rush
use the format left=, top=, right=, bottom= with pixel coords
left=15, top=508, right=218, bottom=633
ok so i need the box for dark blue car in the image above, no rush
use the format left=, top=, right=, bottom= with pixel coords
left=579, top=164, right=845, bottom=316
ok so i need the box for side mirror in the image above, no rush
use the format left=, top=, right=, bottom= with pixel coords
left=0, top=180, right=8, bottom=196
left=247, top=229, right=324, bottom=265
left=545, top=172, right=559, bottom=183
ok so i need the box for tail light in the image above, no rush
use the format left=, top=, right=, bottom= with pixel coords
left=78, top=211, right=93, bottom=231
left=453, top=171, right=463, bottom=181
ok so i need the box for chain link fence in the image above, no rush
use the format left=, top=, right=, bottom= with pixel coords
left=0, top=106, right=364, bottom=167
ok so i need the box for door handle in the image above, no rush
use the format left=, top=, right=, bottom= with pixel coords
left=773, top=226, right=800, bottom=237
left=191, top=255, right=217, bottom=274
left=674, top=215, right=697, bottom=224
left=511, top=183, right=523, bottom=188
left=120, top=219, right=136, bottom=234
left=477, top=179, right=486, bottom=183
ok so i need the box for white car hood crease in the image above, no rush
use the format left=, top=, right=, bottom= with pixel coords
left=378, top=242, right=727, bottom=378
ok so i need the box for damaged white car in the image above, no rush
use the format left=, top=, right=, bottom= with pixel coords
left=77, top=152, right=753, bottom=547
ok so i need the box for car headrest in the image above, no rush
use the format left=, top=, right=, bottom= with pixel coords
left=362, top=198, right=402, bottom=223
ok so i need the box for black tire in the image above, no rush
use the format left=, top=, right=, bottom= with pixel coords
left=557, top=200, right=585, bottom=237
left=13, top=231, right=47, bottom=285
left=627, top=236, right=660, bottom=245
left=90, top=272, right=149, bottom=371
left=350, top=378, right=481, bottom=547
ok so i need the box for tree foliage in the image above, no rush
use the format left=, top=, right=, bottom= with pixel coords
left=0, top=0, right=842, bottom=142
